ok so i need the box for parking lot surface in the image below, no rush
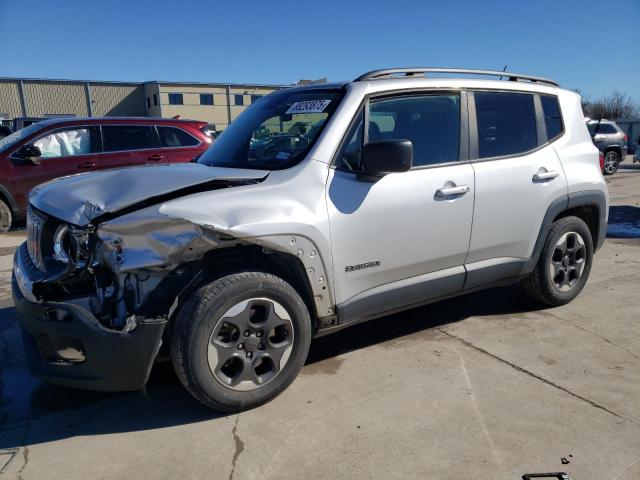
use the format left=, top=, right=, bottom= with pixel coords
left=0, top=169, right=639, bottom=480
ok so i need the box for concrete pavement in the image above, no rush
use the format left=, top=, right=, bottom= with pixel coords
left=0, top=172, right=638, bottom=479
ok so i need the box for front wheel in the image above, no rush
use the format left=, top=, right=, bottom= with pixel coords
left=603, top=150, right=620, bottom=175
left=171, top=272, right=312, bottom=412
left=522, top=216, right=593, bottom=306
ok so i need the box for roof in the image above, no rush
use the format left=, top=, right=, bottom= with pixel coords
left=31, top=116, right=207, bottom=127
left=272, top=82, right=348, bottom=94
left=354, top=67, right=558, bottom=86
left=342, top=76, right=565, bottom=97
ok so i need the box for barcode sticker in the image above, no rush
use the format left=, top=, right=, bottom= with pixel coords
left=285, top=100, right=332, bottom=114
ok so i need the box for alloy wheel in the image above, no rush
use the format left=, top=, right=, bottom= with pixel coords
left=207, top=297, right=294, bottom=391
left=603, top=152, right=618, bottom=175
left=549, top=232, right=587, bottom=292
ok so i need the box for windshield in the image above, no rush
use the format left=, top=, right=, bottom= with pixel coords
left=0, top=123, right=46, bottom=153
left=198, top=89, right=342, bottom=170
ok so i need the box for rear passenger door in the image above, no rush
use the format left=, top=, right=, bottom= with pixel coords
left=98, top=125, right=162, bottom=169
left=464, top=91, right=568, bottom=288
left=156, top=125, right=204, bottom=163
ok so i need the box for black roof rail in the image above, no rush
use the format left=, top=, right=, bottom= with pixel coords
left=355, top=68, right=559, bottom=87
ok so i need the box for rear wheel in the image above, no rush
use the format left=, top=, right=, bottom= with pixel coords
left=522, top=216, right=593, bottom=306
left=0, top=199, right=12, bottom=234
left=171, top=272, right=312, bottom=412
left=603, top=150, right=620, bottom=175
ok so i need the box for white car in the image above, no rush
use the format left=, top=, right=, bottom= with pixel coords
left=13, top=67, right=608, bottom=411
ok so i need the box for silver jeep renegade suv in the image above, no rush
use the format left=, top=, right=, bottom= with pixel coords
left=12, top=68, right=608, bottom=411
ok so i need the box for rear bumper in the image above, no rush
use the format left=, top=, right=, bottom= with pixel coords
left=12, top=243, right=167, bottom=392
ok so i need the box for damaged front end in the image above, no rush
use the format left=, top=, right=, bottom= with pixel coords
left=13, top=206, right=223, bottom=391
left=12, top=165, right=268, bottom=391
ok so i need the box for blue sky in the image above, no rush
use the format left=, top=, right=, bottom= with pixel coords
left=1, top=0, right=639, bottom=102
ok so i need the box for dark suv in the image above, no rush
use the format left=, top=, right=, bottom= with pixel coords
left=586, top=119, right=628, bottom=175
left=0, top=117, right=212, bottom=232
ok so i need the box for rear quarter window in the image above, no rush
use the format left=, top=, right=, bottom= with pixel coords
left=540, top=95, right=563, bottom=141
left=157, top=126, right=200, bottom=147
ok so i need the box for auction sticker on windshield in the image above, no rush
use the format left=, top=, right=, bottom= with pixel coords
left=285, top=100, right=332, bottom=114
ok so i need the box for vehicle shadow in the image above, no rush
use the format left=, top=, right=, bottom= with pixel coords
left=0, top=284, right=545, bottom=450
left=607, top=205, right=640, bottom=238
left=307, top=283, right=543, bottom=364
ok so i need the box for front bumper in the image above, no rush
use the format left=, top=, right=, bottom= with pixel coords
left=12, top=243, right=167, bottom=391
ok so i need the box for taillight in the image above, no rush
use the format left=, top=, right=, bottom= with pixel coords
left=624, top=134, right=628, bottom=143
left=599, top=151, right=605, bottom=172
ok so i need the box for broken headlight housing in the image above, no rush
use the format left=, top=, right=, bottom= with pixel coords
left=51, top=223, right=93, bottom=271
left=53, top=224, right=76, bottom=264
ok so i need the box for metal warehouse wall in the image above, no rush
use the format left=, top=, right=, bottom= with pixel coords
left=0, top=77, right=284, bottom=126
left=90, top=83, right=145, bottom=116
left=0, top=80, right=23, bottom=118
left=22, top=81, right=88, bottom=117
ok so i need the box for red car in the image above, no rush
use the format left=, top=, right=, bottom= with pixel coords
left=0, top=117, right=212, bottom=232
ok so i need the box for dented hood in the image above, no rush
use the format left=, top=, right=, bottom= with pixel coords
left=29, top=163, right=269, bottom=226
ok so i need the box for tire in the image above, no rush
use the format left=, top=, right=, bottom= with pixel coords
left=171, top=272, right=312, bottom=412
left=603, top=150, right=620, bottom=175
left=0, top=199, right=12, bottom=234
left=522, top=216, right=593, bottom=306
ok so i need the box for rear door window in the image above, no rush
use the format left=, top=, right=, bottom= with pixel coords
left=101, top=125, right=160, bottom=152
left=596, top=124, right=618, bottom=134
left=157, top=126, right=200, bottom=147
left=474, top=92, right=537, bottom=158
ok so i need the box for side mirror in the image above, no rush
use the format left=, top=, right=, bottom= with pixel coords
left=358, top=139, right=413, bottom=181
left=17, top=145, right=42, bottom=165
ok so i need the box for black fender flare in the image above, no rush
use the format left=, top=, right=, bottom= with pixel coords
left=567, top=190, right=607, bottom=251
left=520, top=190, right=607, bottom=275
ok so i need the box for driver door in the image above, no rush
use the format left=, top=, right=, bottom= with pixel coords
left=326, top=92, right=475, bottom=318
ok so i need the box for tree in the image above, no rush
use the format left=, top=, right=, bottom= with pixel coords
left=582, top=91, right=640, bottom=120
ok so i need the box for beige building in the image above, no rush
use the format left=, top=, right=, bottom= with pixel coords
left=0, top=77, right=285, bottom=131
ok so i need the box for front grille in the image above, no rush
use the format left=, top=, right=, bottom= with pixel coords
left=27, top=207, right=45, bottom=271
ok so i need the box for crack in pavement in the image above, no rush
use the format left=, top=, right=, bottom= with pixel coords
left=228, top=414, right=244, bottom=480
left=439, top=329, right=639, bottom=426
left=612, top=456, right=640, bottom=480
left=16, top=423, right=31, bottom=480
left=17, top=445, right=28, bottom=480
left=526, top=308, right=640, bottom=359
left=451, top=345, right=505, bottom=475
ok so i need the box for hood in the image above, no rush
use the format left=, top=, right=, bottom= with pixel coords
left=29, top=163, right=269, bottom=226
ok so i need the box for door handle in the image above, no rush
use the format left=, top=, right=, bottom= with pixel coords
left=435, top=185, right=470, bottom=197
left=148, top=154, right=164, bottom=161
left=77, top=161, right=96, bottom=169
left=533, top=169, right=559, bottom=182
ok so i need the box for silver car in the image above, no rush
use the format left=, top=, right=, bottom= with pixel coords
left=12, top=68, right=608, bottom=411
left=586, top=119, right=629, bottom=174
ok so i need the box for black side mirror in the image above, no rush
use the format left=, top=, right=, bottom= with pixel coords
left=358, top=139, right=413, bottom=181
left=17, top=145, right=42, bottom=165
